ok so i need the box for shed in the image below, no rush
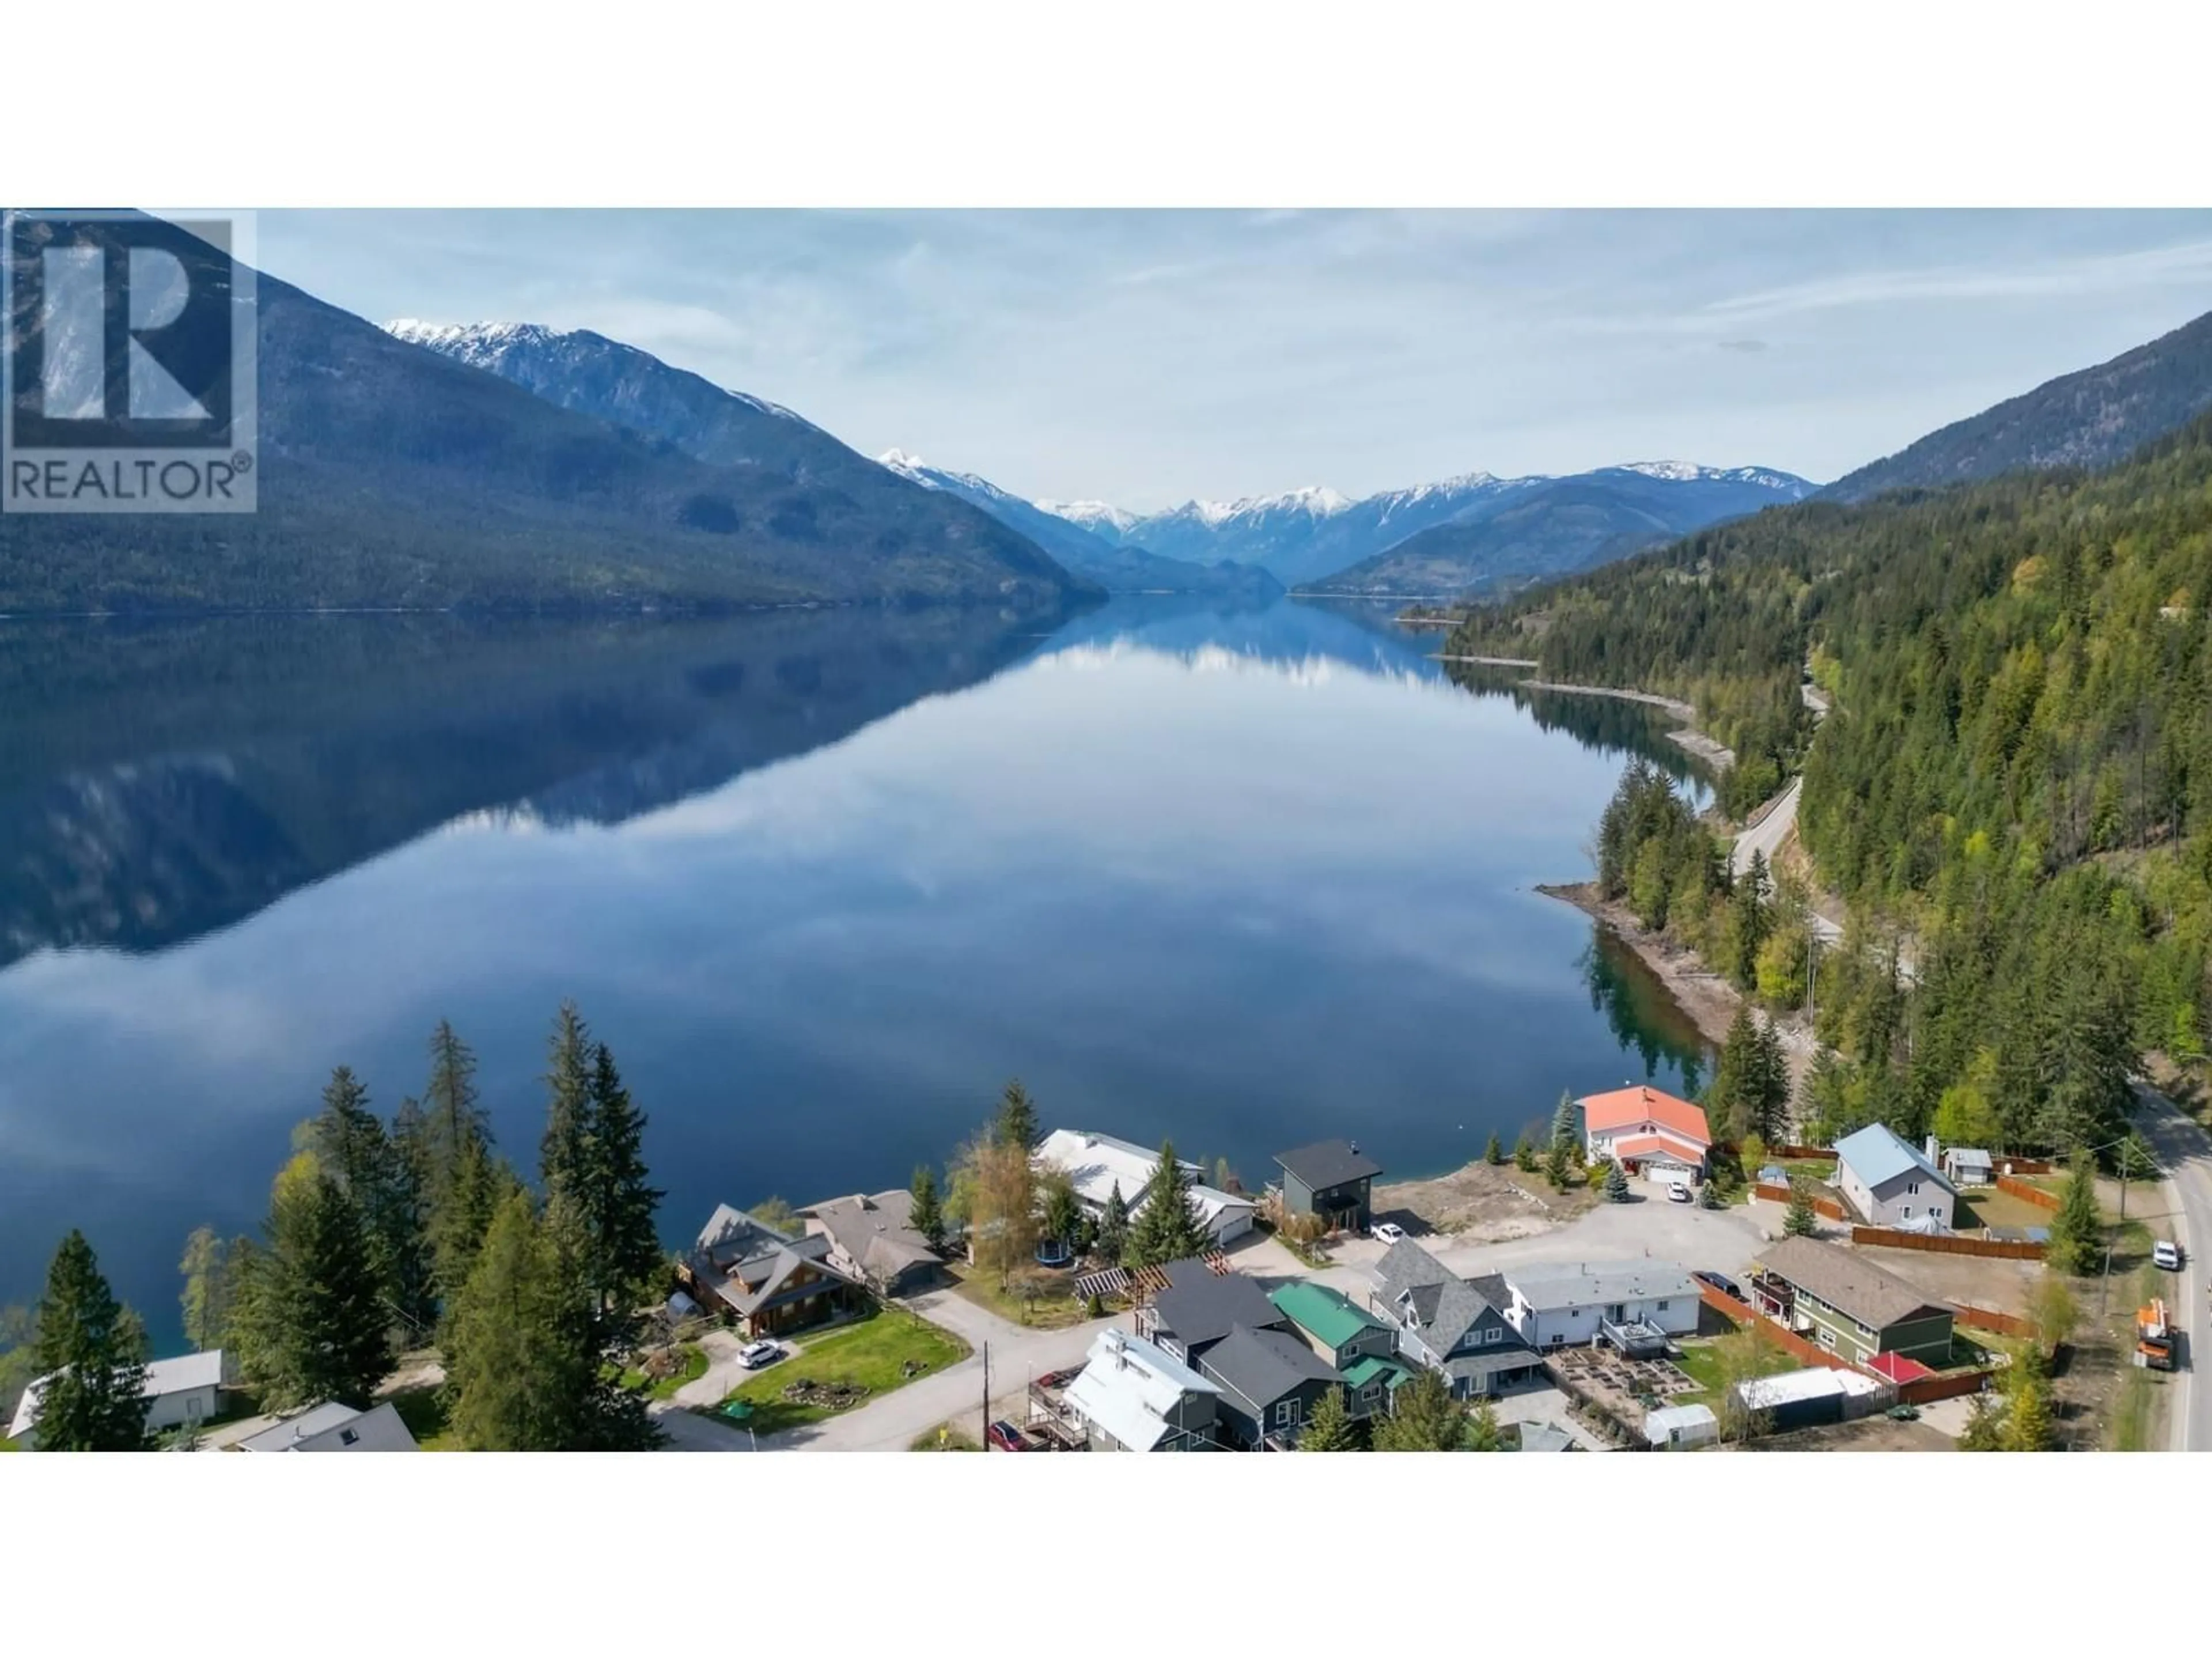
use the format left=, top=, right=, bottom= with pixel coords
left=1734, top=1365, right=1881, bottom=1432
left=1643, top=1402, right=1718, bottom=1450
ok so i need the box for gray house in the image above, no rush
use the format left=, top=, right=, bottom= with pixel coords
left=1368, top=1238, right=1546, bottom=1398
left=1273, top=1139, right=1384, bottom=1233
left=1834, top=1124, right=1956, bottom=1230
left=800, top=1190, right=943, bottom=1297
left=1136, top=1257, right=1288, bottom=1365
left=1200, top=1325, right=1344, bottom=1449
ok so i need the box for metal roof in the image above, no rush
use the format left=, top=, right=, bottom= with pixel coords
left=1268, top=1281, right=1381, bottom=1350
left=10, top=1348, right=230, bottom=1441
left=1062, top=1328, right=1218, bottom=1452
left=1737, top=1366, right=1881, bottom=1410
left=1834, top=1123, right=1955, bottom=1195
left=1272, top=1139, right=1383, bottom=1190
left=1503, top=1259, right=1698, bottom=1313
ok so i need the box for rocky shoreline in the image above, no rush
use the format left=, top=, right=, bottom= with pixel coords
left=1535, top=879, right=1817, bottom=1101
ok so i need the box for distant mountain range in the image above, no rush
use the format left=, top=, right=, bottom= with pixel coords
left=1019, top=462, right=1813, bottom=594
left=875, top=450, right=1281, bottom=599
left=0, top=216, right=1093, bottom=615
left=1313, top=465, right=1819, bottom=598
left=1823, top=306, right=2212, bottom=503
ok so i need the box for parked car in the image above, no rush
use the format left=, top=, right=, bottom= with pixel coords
left=1036, top=1367, right=1082, bottom=1390
left=1666, top=1181, right=1692, bottom=1204
left=2153, top=1240, right=2183, bottom=1271
left=1370, top=1222, right=1407, bottom=1245
left=986, top=1419, right=1033, bottom=1452
left=1693, top=1270, right=1745, bottom=1302
left=738, top=1339, right=783, bottom=1369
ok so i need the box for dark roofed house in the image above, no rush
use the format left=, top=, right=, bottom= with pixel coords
left=1272, top=1139, right=1384, bottom=1233
left=1269, top=1281, right=1413, bottom=1421
left=1199, top=1325, right=1344, bottom=1449
left=1752, top=1235, right=1956, bottom=1367
left=1367, top=1238, right=1546, bottom=1399
left=680, top=1203, right=864, bottom=1339
left=1137, top=1257, right=1288, bottom=1365
left=801, top=1190, right=943, bottom=1297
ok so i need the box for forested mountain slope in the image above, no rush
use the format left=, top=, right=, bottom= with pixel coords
left=1452, top=413, right=2212, bottom=1156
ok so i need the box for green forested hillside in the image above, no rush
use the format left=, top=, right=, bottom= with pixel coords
left=1454, top=412, right=2212, bottom=1155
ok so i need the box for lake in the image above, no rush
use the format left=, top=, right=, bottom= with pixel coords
left=0, top=597, right=1707, bottom=1349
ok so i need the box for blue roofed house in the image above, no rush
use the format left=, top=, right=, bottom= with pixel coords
left=1834, top=1124, right=1956, bottom=1231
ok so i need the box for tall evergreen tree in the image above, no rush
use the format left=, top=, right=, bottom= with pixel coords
left=540, top=1001, right=596, bottom=1201
left=178, top=1226, right=232, bottom=1353
left=430, top=1135, right=513, bottom=1321
left=993, top=1078, right=1040, bottom=1150
left=1551, top=1090, right=1580, bottom=1154
left=1602, top=1160, right=1631, bottom=1203
left=571, top=1040, right=665, bottom=1338
left=231, top=1153, right=393, bottom=1410
left=421, top=1020, right=488, bottom=1203
left=306, top=1066, right=434, bottom=1337
left=1126, top=1141, right=1207, bottom=1267
left=1483, top=1132, right=1504, bottom=1166
left=28, top=1232, right=150, bottom=1451
left=1097, top=1181, right=1131, bottom=1263
left=909, top=1166, right=946, bottom=1251
left=1783, top=1177, right=1819, bottom=1237
left=2047, top=1151, right=2105, bottom=1274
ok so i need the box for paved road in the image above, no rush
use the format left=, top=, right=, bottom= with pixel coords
left=2134, top=1082, right=2211, bottom=1452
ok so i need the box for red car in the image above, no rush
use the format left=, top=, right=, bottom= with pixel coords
left=1035, top=1368, right=1082, bottom=1390
left=985, top=1419, right=1033, bottom=1452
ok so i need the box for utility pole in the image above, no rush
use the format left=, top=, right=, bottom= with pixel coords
left=981, top=1339, right=990, bottom=1444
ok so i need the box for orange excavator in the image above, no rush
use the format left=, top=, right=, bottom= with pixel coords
left=2135, top=1298, right=2175, bottom=1371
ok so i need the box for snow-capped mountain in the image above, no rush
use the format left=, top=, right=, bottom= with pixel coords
left=876, top=450, right=1281, bottom=600
left=1034, top=498, right=1143, bottom=541
left=1032, top=461, right=1813, bottom=590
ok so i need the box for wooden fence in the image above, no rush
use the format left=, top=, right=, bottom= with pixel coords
left=1850, top=1225, right=2045, bottom=1260
left=1753, top=1181, right=1848, bottom=1221
left=1995, top=1174, right=2061, bottom=1211
left=1693, top=1283, right=1861, bottom=1374
left=1895, top=1368, right=1995, bottom=1407
left=1952, top=1303, right=2035, bottom=1339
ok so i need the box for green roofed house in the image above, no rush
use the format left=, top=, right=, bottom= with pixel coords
left=1269, top=1280, right=1410, bottom=1420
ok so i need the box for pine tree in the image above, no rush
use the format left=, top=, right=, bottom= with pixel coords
left=1372, top=1368, right=1465, bottom=1452
left=306, top=1066, right=433, bottom=1337
left=1551, top=1090, right=1580, bottom=1154
left=1039, top=1167, right=1083, bottom=1255
left=2003, top=1348, right=2054, bottom=1451
left=2047, top=1151, right=2104, bottom=1274
left=1465, top=1399, right=1504, bottom=1451
left=178, top=1226, right=232, bottom=1353
left=29, top=1232, right=150, bottom=1451
left=1125, top=1142, right=1207, bottom=1267
left=1298, top=1383, right=1360, bottom=1451
left=1483, top=1132, right=1504, bottom=1166
left=540, top=1001, right=595, bottom=1202
left=909, top=1166, right=945, bottom=1251
left=1751, top=1016, right=1790, bottom=1141
left=430, top=1134, right=511, bottom=1321
left=1513, top=1131, right=1537, bottom=1173
left=1603, top=1160, right=1631, bottom=1203
left=1698, top=1177, right=1722, bottom=1210
left=422, top=1020, right=489, bottom=1203
left=232, top=1153, right=394, bottom=1410
left=1544, top=1138, right=1573, bottom=1191
left=445, top=1190, right=581, bottom=1452
left=1707, top=1003, right=1759, bottom=1142
left=1783, top=1177, right=1818, bottom=1236
left=1097, top=1181, right=1131, bottom=1263
left=993, top=1079, right=1040, bottom=1150
left=573, top=1040, right=665, bottom=1338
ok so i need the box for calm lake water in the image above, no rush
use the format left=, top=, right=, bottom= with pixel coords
left=0, top=597, right=1707, bottom=1349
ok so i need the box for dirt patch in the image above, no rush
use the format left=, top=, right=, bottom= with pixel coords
left=1373, top=1158, right=1594, bottom=1241
left=1854, top=1246, right=2042, bottom=1316
left=1733, top=1415, right=1955, bottom=1453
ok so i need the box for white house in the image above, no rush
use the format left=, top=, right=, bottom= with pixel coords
left=7, top=1349, right=231, bottom=1448
left=237, top=1400, right=419, bottom=1453
left=1032, top=1128, right=1253, bottom=1246
left=1941, top=1146, right=1994, bottom=1188
left=1499, top=1261, right=1701, bottom=1349
left=1059, top=1328, right=1222, bottom=1452
left=1834, top=1124, right=1956, bottom=1230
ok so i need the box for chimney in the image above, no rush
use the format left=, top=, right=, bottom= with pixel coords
left=1349, top=1140, right=1359, bottom=1156
left=1925, top=1135, right=1940, bottom=1164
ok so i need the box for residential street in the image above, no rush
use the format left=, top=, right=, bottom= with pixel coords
left=2134, top=1081, right=2211, bottom=1452
left=647, top=1188, right=1777, bottom=1452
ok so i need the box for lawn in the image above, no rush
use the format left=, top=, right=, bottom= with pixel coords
left=1953, top=1188, right=2057, bottom=1230
left=712, top=1306, right=971, bottom=1435
left=944, top=1262, right=1100, bottom=1330
left=620, top=1342, right=707, bottom=1401
left=1671, top=1331, right=1795, bottom=1406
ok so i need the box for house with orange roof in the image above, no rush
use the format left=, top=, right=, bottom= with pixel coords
left=1572, top=1083, right=1710, bottom=1186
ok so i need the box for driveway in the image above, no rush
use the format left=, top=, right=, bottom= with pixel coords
left=2134, top=1081, right=2210, bottom=1453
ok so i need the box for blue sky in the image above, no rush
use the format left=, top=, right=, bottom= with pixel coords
left=260, top=210, right=2212, bottom=510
